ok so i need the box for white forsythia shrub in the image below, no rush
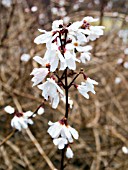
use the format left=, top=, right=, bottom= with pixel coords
left=6, top=16, right=104, bottom=169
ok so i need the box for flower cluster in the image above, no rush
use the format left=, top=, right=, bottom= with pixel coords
left=4, top=106, right=34, bottom=131
left=32, top=17, right=103, bottom=106
left=47, top=118, right=78, bottom=158
left=5, top=105, right=44, bottom=131
left=7, top=17, right=104, bottom=161
left=31, top=17, right=104, bottom=158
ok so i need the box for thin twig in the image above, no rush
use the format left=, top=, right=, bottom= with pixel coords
left=0, top=129, right=16, bottom=146
left=26, top=128, right=57, bottom=170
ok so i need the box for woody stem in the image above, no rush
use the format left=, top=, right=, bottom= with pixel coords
left=60, top=67, right=68, bottom=170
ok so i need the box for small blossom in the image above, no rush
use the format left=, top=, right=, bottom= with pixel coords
left=117, top=58, right=123, bottom=65
left=79, top=45, right=92, bottom=63
left=51, top=7, right=58, bottom=15
left=33, top=55, right=48, bottom=67
left=60, top=50, right=79, bottom=70
left=4, top=105, right=15, bottom=114
left=59, top=0, right=65, bottom=6
left=73, top=4, right=79, bottom=11
left=63, top=16, right=70, bottom=24
left=66, top=146, right=74, bottom=159
left=34, top=29, right=59, bottom=45
left=21, top=54, right=31, bottom=62
left=122, top=146, right=128, bottom=154
left=82, top=16, right=99, bottom=23
left=47, top=119, right=79, bottom=143
left=30, top=68, right=49, bottom=86
left=2, top=0, right=12, bottom=8
left=43, top=44, right=65, bottom=72
left=68, top=17, right=104, bottom=42
left=53, top=137, right=68, bottom=149
left=37, top=107, right=44, bottom=115
left=34, top=30, right=52, bottom=45
left=115, top=77, right=121, bottom=84
left=34, top=20, right=64, bottom=45
left=31, top=6, right=38, bottom=12
left=77, top=78, right=98, bottom=99
left=124, top=62, right=128, bottom=69
left=52, top=20, right=63, bottom=30
left=124, top=48, right=128, bottom=55
left=87, top=26, right=105, bottom=41
left=38, top=78, right=64, bottom=109
left=59, top=7, right=67, bottom=17
left=94, top=0, right=100, bottom=4
left=10, top=111, right=33, bottom=131
left=66, top=35, right=87, bottom=52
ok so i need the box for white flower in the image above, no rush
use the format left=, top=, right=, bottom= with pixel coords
left=68, top=17, right=104, bottom=43
left=117, top=58, right=123, bottom=65
left=31, top=6, right=38, bottom=12
left=124, top=48, right=128, bottom=55
left=47, top=119, right=79, bottom=143
left=115, top=77, right=121, bottom=84
left=68, top=22, right=88, bottom=44
left=73, top=4, right=79, bottom=11
left=59, top=7, right=67, bottom=17
left=34, top=30, right=52, bottom=45
left=63, top=16, right=70, bottom=24
left=51, top=7, right=58, bottom=15
left=33, top=55, right=48, bottom=67
left=44, top=43, right=65, bottom=72
left=34, top=39, right=65, bottom=72
left=80, top=52, right=91, bottom=63
left=66, top=35, right=87, bottom=52
left=124, top=62, right=128, bottom=69
left=2, top=0, right=12, bottom=8
left=4, top=106, right=15, bottom=114
left=34, top=19, right=64, bottom=45
left=59, top=0, right=65, bottom=6
left=61, top=96, right=73, bottom=109
left=66, top=146, right=74, bottom=158
left=38, top=78, right=64, bottom=109
left=52, top=20, right=63, bottom=30
left=79, top=45, right=92, bottom=63
left=68, top=21, right=82, bottom=32
left=60, top=50, right=79, bottom=70
left=45, top=40, right=79, bottom=71
left=30, top=68, right=49, bottom=86
left=87, top=26, right=105, bottom=41
left=21, top=54, right=31, bottom=62
left=77, top=78, right=98, bottom=99
left=82, top=16, right=99, bottom=23
left=122, top=146, right=128, bottom=154
left=82, top=16, right=105, bottom=41
left=37, top=107, right=44, bottom=115
left=53, top=137, right=68, bottom=149
left=10, top=111, right=33, bottom=131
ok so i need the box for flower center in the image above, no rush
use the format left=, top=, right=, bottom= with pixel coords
left=15, top=112, right=23, bottom=117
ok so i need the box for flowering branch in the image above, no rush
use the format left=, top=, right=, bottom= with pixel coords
left=5, top=16, right=104, bottom=170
